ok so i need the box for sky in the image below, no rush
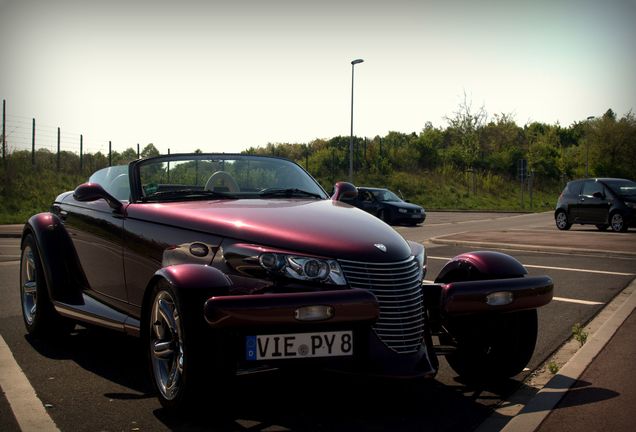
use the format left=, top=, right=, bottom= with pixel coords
left=1, top=0, right=635, bottom=155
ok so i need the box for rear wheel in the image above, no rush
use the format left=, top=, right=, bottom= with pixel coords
left=610, top=211, right=627, bottom=232
left=555, top=211, right=571, bottom=230
left=20, top=234, right=74, bottom=337
left=440, top=309, right=538, bottom=380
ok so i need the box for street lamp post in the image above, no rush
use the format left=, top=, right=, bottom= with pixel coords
left=349, top=58, right=364, bottom=182
left=585, top=116, right=594, bottom=177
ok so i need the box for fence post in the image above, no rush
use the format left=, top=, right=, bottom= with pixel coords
left=57, top=127, right=60, bottom=171
left=32, top=118, right=35, bottom=166
left=137, top=143, right=140, bottom=159
left=80, top=134, right=83, bottom=172
left=109, top=141, right=112, bottom=166
left=2, top=99, right=5, bottom=163
left=167, top=148, right=170, bottom=182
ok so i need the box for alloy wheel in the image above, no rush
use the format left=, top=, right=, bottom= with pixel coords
left=150, top=290, right=184, bottom=401
left=610, top=213, right=625, bottom=232
left=555, top=212, right=569, bottom=230
left=20, top=246, right=38, bottom=325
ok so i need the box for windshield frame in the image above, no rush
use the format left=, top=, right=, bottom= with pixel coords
left=129, top=153, right=329, bottom=203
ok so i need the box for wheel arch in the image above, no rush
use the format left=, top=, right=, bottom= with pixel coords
left=141, top=264, right=234, bottom=329
left=434, top=250, right=527, bottom=284
left=22, top=213, right=85, bottom=304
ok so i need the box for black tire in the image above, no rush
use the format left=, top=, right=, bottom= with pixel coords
left=145, top=281, right=233, bottom=413
left=555, top=210, right=571, bottom=230
left=609, top=211, right=628, bottom=232
left=440, top=309, right=538, bottom=380
left=20, top=234, right=74, bottom=337
left=595, top=224, right=609, bottom=231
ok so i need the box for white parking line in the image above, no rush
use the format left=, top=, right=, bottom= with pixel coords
left=428, top=256, right=635, bottom=276
left=0, top=335, right=59, bottom=431
left=552, top=296, right=604, bottom=305
left=522, top=264, right=634, bottom=276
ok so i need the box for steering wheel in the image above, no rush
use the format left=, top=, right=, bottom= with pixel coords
left=204, top=171, right=240, bottom=193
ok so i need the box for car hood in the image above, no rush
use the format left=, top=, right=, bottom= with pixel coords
left=126, top=199, right=412, bottom=262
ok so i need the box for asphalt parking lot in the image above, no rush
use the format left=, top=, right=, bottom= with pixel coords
left=0, top=211, right=634, bottom=431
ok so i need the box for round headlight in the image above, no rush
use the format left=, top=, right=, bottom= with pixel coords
left=304, top=259, right=329, bottom=279
left=259, top=253, right=284, bottom=271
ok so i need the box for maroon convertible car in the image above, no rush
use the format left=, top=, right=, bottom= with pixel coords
left=20, top=153, right=553, bottom=411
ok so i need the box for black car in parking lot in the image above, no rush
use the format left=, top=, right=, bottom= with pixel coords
left=555, top=178, right=636, bottom=232
left=350, top=187, right=426, bottom=225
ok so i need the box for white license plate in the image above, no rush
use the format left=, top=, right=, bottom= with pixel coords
left=411, top=214, right=420, bottom=218
left=246, top=331, right=353, bottom=360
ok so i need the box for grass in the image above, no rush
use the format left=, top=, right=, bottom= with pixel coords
left=1, top=159, right=560, bottom=224
left=572, top=323, right=589, bottom=347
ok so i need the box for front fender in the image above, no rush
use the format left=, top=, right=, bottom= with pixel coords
left=440, top=276, right=553, bottom=315
left=151, top=264, right=232, bottom=307
left=430, top=250, right=553, bottom=316
left=23, top=213, right=84, bottom=304
left=435, top=250, right=527, bottom=283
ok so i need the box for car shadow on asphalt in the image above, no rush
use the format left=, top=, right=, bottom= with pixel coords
left=21, top=324, right=619, bottom=432
left=24, top=325, right=155, bottom=399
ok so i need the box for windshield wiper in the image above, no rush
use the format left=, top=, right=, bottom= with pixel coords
left=258, top=188, right=323, bottom=199
left=141, top=189, right=237, bottom=202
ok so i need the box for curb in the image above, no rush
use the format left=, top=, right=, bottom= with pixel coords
left=430, top=237, right=636, bottom=258
left=476, top=279, right=636, bottom=432
left=0, top=225, right=23, bottom=239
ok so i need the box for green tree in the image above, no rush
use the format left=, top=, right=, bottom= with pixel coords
left=141, top=143, right=160, bottom=158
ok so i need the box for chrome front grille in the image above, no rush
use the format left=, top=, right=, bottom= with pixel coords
left=338, top=257, right=425, bottom=354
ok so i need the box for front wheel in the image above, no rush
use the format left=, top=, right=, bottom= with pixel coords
left=440, top=309, right=538, bottom=380
left=146, top=282, right=233, bottom=412
left=610, top=211, right=628, bottom=232
left=555, top=211, right=571, bottom=230
left=147, top=282, right=208, bottom=412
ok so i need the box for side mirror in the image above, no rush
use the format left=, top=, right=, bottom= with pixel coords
left=592, top=191, right=604, bottom=199
left=74, top=183, right=123, bottom=211
left=331, top=182, right=358, bottom=202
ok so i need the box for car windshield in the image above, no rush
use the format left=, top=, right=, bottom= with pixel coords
left=604, top=179, right=636, bottom=197
left=371, top=189, right=402, bottom=202
left=133, top=154, right=328, bottom=202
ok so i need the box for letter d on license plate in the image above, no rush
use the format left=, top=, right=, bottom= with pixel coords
left=246, top=331, right=353, bottom=360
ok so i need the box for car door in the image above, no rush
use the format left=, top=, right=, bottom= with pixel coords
left=356, top=190, right=380, bottom=215
left=577, top=180, right=609, bottom=223
left=59, top=194, right=128, bottom=303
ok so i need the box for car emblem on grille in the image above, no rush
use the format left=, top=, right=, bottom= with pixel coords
left=374, top=243, right=387, bottom=252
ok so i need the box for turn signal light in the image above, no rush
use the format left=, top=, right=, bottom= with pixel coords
left=486, top=291, right=514, bottom=306
left=295, top=305, right=334, bottom=321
